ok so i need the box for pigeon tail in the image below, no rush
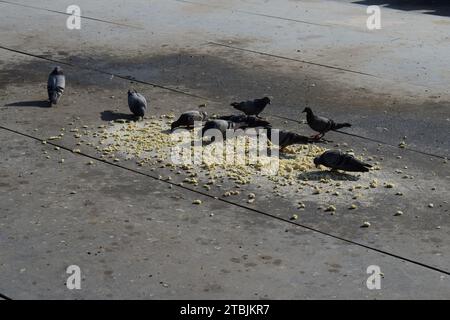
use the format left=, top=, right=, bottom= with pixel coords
left=358, top=166, right=370, bottom=172
left=171, top=120, right=180, bottom=131
left=352, top=160, right=372, bottom=172
left=332, top=122, right=351, bottom=130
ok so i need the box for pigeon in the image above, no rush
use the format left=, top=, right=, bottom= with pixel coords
left=230, top=97, right=271, bottom=117
left=47, top=66, right=65, bottom=106
left=218, top=114, right=271, bottom=128
left=171, top=110, right=208, bottom=130
left=201, top=119, right=248, bottom=140
left=314, top=150, right=372, bottom=172
left=127, top=89, right=147, bottom=120
left=302, top=107, right=351, bottom=139
left=265, top=128, right=320, bottom=152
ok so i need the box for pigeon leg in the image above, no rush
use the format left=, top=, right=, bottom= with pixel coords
left=310, top=133, right=322, bottom=140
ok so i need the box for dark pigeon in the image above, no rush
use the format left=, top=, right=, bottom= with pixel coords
left=47, top=66, right=65, bottom=106
left=128, top=89, right=147, bottom=120
left=230, top=97, right=271, bottom=117
left=171, top=110, right=208, bottom=130
left=218, top=114, right=271, bottom=128
left=201, top=119, right=248, bottom=140
left=314, top=150, right=372, bottom=172
left=302, top=107, right=351, bottom=139
left=265, top=128, right=319, bottom=151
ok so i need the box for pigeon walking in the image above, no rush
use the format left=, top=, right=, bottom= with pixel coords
left=47, top=66, right=65, bottom=106
left=302, top=107, right=351, bottom=139
left=314, top=150, right=372, bottom=172
left=171, top=110, right=208, bottom=130
left=230, top=97, right=271, bottom=117
left=219, top=114, right=271, bottom=128
left=128, top=89, right=147, bottom=120
left=265, top=128, right=320, bottom=152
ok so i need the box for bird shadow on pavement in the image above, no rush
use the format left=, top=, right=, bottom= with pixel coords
left=5, top=100, right=51, bottom=108
left=100, top=110, right=135, bottom=121
left=297, top=170, right=360, bottom=181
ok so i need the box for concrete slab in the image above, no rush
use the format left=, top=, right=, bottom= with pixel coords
left=0, top=0, right=449, bottom=299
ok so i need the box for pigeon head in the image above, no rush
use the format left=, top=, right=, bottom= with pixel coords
left=313, top=156, right=322, bottom=168
left=262, top=97, right=271, bottom=105
left=302, top=107, right=312, bottom=114
left=52, top=66, right=63, bottom=75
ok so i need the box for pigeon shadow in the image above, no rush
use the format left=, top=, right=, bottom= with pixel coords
left=298, top=170, right=360, bottom=181
left=100, top=110, right=135, bottom=122
left=5, top=100, right=51, bottom=108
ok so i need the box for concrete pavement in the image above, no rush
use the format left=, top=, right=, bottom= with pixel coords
left=0, top=0, right=449, bottom=299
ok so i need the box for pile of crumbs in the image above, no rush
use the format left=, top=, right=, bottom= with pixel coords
left=43, top=116, right=412, bottom=219
left=87, top=117, right=330, bottom=186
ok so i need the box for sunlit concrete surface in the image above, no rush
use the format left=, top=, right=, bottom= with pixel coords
left=0, top=0, right=449, bottom=299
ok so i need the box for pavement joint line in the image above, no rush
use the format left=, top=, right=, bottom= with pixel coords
left=273, top=115, right=449, bottom=159
left=207, top=41, right=379, bottom=78
left=176, top=0, right=439, bottom=45
left=0, top=0, right=144, bottom=29
left=334, top=130, right=449, bottom=159
left=0, top=45, right=209, bottom=101
left=206, top=41, right=444, bottom=95
left=0, top=44, right=448, bottom=160
left=173, top=0, right=330, bottom=27
left=1, top=123, right=450, bottom=277
left=0, top=292, right=12, bottom=300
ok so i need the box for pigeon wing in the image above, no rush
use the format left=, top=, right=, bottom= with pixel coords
left=310, top=115, right=332, bottom=133
left=321, top=150, right=345, bottom=168
left=340, top=155, right=372, bottom=172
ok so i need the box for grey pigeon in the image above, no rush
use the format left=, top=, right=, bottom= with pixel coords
left=127, top=89, right=147, bottom=120
left=218, top=114, right=271, bottom=128
left=201, top=119, right=248, bottom=140
left=265, top=128, right=319, bottom=151
left=230, top=97, right=271, bottom=117
left=302, top=107, right=351, bottom=139
left=314, top=150, right=372, bottom=172
left=171, top=110, right=208, bottom=130
left=47, top=66, right=65, bottom=106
